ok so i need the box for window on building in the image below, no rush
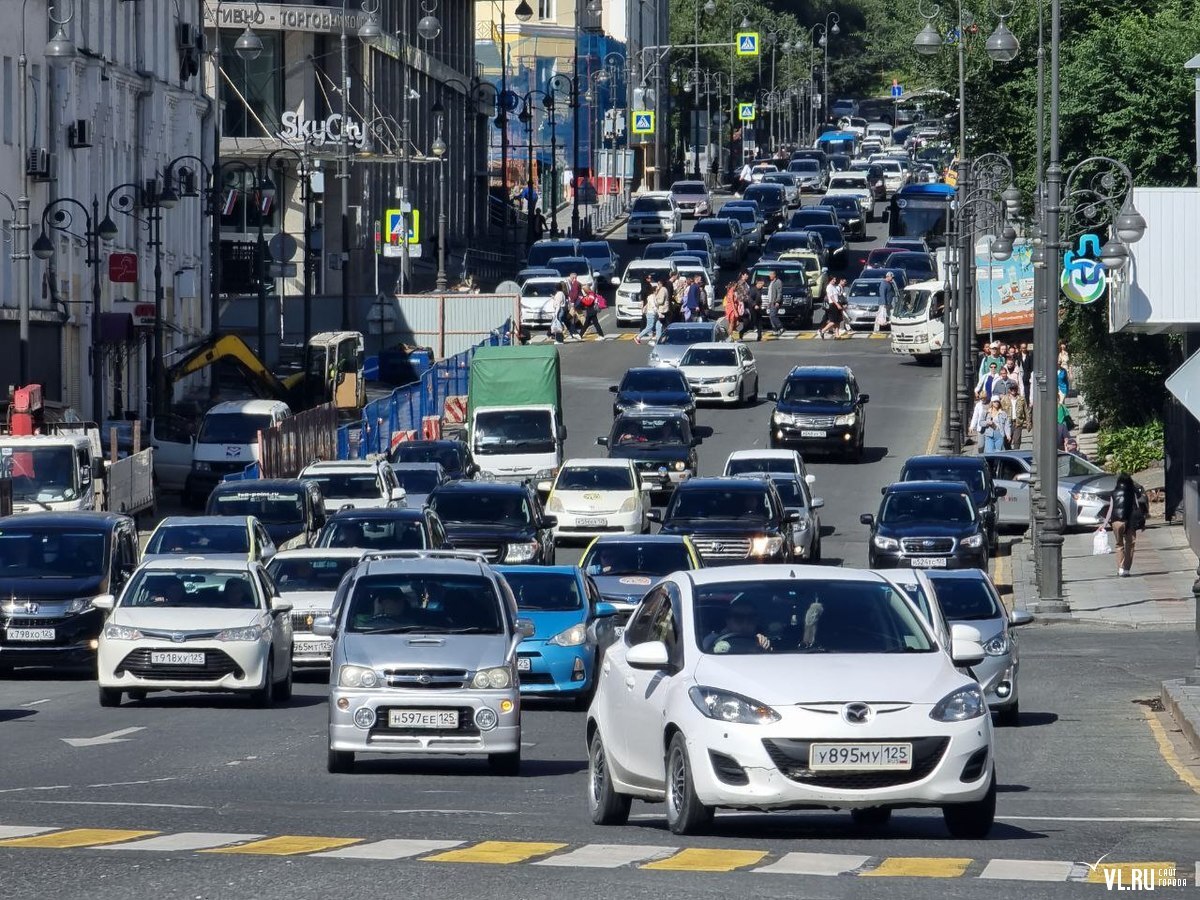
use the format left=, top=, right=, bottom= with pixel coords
left=218, top=168, right=281, bottom=236
left=538, top=0, right=556, bottom=20
left=219, top=31, right=283, bottom=139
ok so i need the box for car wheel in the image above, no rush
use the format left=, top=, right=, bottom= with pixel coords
left=942, top=769, right=997, bottom=839
left=272, top=654, right=294, bottom=702
left=127, top=690, right=147, bottom=702
left=736, top=383, right=745, bottom=407
left=851, top=436, right=864, bottom=462
left=488, top=749, right=522, bottom=776
left=588, top=730, right=632, bottom=825
left=749, top=381, right=758, bottom=403
left=995, top=697, right=1020, bottom=727
left=664, top=732, right=713, bottom=835
left=1056, top=501, right=1070, bottom=529
left=251, top=658, right=274, bottom=708
left=768, top=434, right=780, bottom=449
left=327, top=748, right=355, bottom=773
left=98, top=687, right=122, bottom=708
left=851, top=807, right=892, bottom=830
left=813, top=536, right=822, bottom=562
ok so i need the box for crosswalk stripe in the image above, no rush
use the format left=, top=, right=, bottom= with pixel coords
left=312, top=839, right=464, bottom=860
left=0, top=828, right=158, bottom=849
left=97, top=832, right=263, bottom=852
left=979, top=859, right=1074, bottom=881
left=424, top=840, right=567, bottom=864
left=203, top=835, right=362, bottom=856
left=863, top=857, right=972, bottom=878
left=642, top=848, right=768, bottom=872
left=534, top=844, right=676, bottom=868
left=1082, top=862, right=1177, bottom=884
left=754, top=851, right=870, bottom=876
left=0, top=827, right=57, bottom=840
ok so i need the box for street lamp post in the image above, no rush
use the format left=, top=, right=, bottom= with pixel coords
left=595, top=53, right=627, bottom=198
left=549, top=73, right=579, bottom=238
left=430, top=102, right=449, bottom=291
left=727, top=2, right=754, bottom=184
left=820, top=13, right=840, bottom=124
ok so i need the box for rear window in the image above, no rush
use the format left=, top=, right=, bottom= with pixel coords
left=928, top=576, right=1003, bottom=621
left=695, top=221, right=732, bottom=237
left=343, top=574, right=503, bottom=634
left=503, top=571, right=583, bottom=611
left=268, top=556, right=358, bottom=593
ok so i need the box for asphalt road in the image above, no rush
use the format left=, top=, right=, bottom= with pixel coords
left=3, top=196, right=1197, bottom=898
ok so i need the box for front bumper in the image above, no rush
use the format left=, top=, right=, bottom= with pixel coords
left=627, top=219, right=676, bottom=240
left=516, top=640, right=594, bottom=695
left=972, top=653, right=1019, bottom=710
left=0, top=609, right=103, bottom=668
left=845, top=305, right=883, bottom=327
left=328, top=686, right=521, bottom=755
left=615, top=295, right=644, bottom=323
left=553, top=508, right=643, bottom=540
left=291, top=629, right=333, bottom=667
left=521, top=307, right=557, bottom=328
left=869, top=548, right=988, bottom=571
left=771, top=422, right=859, bottom=451
left=98, top=638, right=271, bottom=693
left=689, top=380, right=741, bottom=403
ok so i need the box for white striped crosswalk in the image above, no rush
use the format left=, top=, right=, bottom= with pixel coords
left=532, top=843, right=676, bottom=868
left=312, top=839, right=465, bottom=860
left=94, top=832, right=263, bottom=852
left=754, top=851, right=871, bottom=876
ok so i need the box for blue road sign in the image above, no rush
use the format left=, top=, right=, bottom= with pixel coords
left=891, top=84, right=903, bottom=98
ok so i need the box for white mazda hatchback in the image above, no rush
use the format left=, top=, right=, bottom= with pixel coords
left=585, top=565, right=995, bottom=837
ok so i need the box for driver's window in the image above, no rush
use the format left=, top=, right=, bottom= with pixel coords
left=155, top=415, right=193, bottom=444
left=625, top=588, right=665, bottom=646
left=651, top=592, right=681, bottom=659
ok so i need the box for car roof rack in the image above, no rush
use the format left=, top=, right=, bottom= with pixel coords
left=359, top=549, right=489, bottom=564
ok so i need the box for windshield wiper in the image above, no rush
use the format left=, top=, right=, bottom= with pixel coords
left=440, top=626, right=499, bottom=634
left=353, top=625, right=428, bottom=634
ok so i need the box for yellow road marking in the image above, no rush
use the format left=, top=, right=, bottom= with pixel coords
left=1142, top=706, right=1200, bottom=793
left=863, top=857, right=972, bottom=878
left=992, top=543, right=1013, bottom=604
left=924, top=405, right=944, bottom=456
left=205, top=835, right=362, bottom=856
left=642, top=848, right=769, bottom=872
left=800, top=332, right=819, bottom=339
left=424, top=840, right=567, bottom=864
left=1085, top=862, right=1178, bottom=885
left=0, top=829, right=158, bottom=849
left=869, top=332, right=888, bottom=339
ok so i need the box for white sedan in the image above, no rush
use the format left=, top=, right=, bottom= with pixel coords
left=677, top=342, right=759, bottom=406
left=95, top=559, right=294, bottom=707
left=585, top=565, right=995, bottom=837
left=545, top=458, right=649, bottom=543
left=266, top=549, right=365, bottom=667
left=520, top=277, right=562, bottom=329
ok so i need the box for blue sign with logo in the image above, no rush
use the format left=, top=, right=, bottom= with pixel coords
left=1061, top=234, right=1107, bottom=304
left=891, top=84, right=903, bottom=98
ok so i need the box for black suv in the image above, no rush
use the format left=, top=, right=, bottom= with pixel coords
left=651, top=477, right=797, bottom=566
left=426, top=481, right=556, bottom=565
left=387, top=439, right=477, bottom=480
left=899, top=455, right=1006, bottom=551
left=767, top=366, right=869, bottom=460
left=610, top=367, right=695, bottom=421
left=315, top=507, right=449, bottom=551
left=818, top=195, right=868, bottom=240
left=861, top=481, right=988, bottom=570
left=749, top=261, right=816, bottom=327
left=0, top=512, right=139, bottom=671
left=206, top=478, right=327, bottom=549
left=742, top=184, right=788, bottom=232
left=598, top=408, right=699, bottom=494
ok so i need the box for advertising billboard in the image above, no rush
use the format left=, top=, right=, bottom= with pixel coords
left=975, top=237, right=1034, bottom=333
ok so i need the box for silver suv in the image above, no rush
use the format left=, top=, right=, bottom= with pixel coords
left=315, top=550, right=534, bottom=774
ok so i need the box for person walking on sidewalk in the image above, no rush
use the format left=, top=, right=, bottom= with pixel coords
left=1103, top=472, right=1144, bottom=577
left=968, top=391, right=990, bottom=452
left=635, top=275, right=671, bottom=345
left=980, top=398, right=1011, bottom=453
left=1001, top=383, right=1030, bottom=449
left=819, top=280, right=845, bottom=339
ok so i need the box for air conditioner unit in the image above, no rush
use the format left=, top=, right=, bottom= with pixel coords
left=26, top=148, right=52, bottom=180
left=177, top=23, right=197, bottom=50
left=67, top=119, right=91, bottom=149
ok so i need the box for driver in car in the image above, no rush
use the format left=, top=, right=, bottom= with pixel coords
left=703, top=600, right=772, bottom=653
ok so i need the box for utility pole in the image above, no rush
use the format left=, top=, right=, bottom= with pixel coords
left=338, top=18, right=352, bottom=330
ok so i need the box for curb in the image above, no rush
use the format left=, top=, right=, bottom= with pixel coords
left=1162, top=678, right=1200, bottom=757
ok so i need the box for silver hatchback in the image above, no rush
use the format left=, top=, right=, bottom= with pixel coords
left=317, top=551, right=534, bottom=774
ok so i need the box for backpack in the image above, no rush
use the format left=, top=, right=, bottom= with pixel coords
left=581, top=289, right=596, bottom=307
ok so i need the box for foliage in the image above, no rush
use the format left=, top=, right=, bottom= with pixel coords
left=1096, top=420, right=1165, bottom=475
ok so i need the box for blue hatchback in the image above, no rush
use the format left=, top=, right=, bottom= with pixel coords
left=497, top=565, right=616, bottom=703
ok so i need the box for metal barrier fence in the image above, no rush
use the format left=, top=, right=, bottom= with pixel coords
left=260, top=403, right=338, bottom=478
left=462, top=249, right=521, bottom=291
left=577, top=193, right=628, bottom=237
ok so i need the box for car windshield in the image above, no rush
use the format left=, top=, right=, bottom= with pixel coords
left=197, top=413, right=274, bottom=445
left=391, top=444, right=462, bottom=472
left=903, top=464, right=986, bottom=492
left=556, top=466, right=634, bottom=491
left=829, top=177, right=864, bottom=190
left=0, top=527, right=107, bottom=577
left=611, top=416, right=689, bottom=446
left=579, top=242, right=611, bottom=260
left=725, top=209, right=756, bottom=225
left=880, top=491, right=975, bottom=524
left=780, top=378, right=852, bottom=403
left=0, top=445, right=81, bottom=503
left=661, top=325, right=715, bottom=345
left=472, top=409, right=555, bottom=455
left=694, top=222, right=732, bottom=238
left=429, top=491, right=532, bottom=526
left=632, top=197, right=672, bottom=213
left=307, top=473, right=381, bottom=500
left=146, top=524, right=249, bottom=555
left=753, top=267, right=808, bottom=287
left=894, top=289, right=937, bottom=319
left=343, top=574, right=503, bottom=634
left=744, top=188, right=780, bottom=204
left=318, top=518, right=427, bottom=550
left=764, top=235, right=811, bottom=254
left=810, top=225, right=843, bottom=244
left=391, top=469, right=442, bottom=494
left=790, top=160, right=820, bottom=173
left=1059, top=454, right=1104, bottom=477
left=502, top=571, right=583, bottom=611
left=548, top=259, right=589, bottom=277
left=887, top=254, right=934, bottom=274
left=523, top=281, right=560, bottom=298
left=621, top=370, right=687, bottom=392
left=928, top=576, right=1002, bottom=621
left=210, top=490, right=305, bottom=525
left=726, top=458, right=796, bottom=476
left=823, top=197, right=857, bottom=211
left=623, top=266, right=667, bottom=284
left=582, top=541, right=693, bottom=577
left=850, top=281, right=883, bottom=299
left=671, top=182, right=706, bottom=195
left=527, top=243, right=574, bottom=266
left=680, top=348, right=737, bottom=367
left=668, top=488, right=770, bottom=521
left=693, top=580, right=934, bottom=654
left=267, top=556, right=358, bottom=593
left=121, top=570, right=259, bottom=610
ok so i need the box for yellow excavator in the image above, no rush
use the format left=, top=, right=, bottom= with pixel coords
left=165, top=331, right=366, bottom=413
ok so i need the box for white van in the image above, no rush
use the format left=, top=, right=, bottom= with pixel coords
left=184, top=399, right=291, bottom=507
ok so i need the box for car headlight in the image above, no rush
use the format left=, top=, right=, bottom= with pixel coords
left=192, top=461, right=212, bottom=472
left=472, top=666, right=513, bottom=689
left=338, top=664, right=382, bottom=688
left=618, top=496, right=640, bottom=513
left=750, top=535, right=784, bottom=557
left=961, top=533, right=985, bottom=549
left=1072, top=488, right=1102, bottom=502
left=795, top=518, right=811, bottom=531
left=834, top=413, right=857, bottom=426
left=872, top=534, right=900, bottom=551
left=673, top=460, right=686, bottom=471
left=774, top=411, right=798, bottom=426
left=548, top=623, right=588, bottom=647
left=689, top=686, right=781, bottom=724
left=982, top=633, right=1010, bottom=656
left=545, top=495, right=564, bottom=512
left=216, top=625, right=266, bottom=642
left=103, top=623, right=142, bottom=641
left=64, top=597, right=94, bottom=615
left=930, top=684, right=986, bottom=721
left=504, top=541, right=540, bottom=563
left=718, top=375, right=739, bottom=383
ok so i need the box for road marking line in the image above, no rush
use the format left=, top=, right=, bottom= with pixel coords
left=29, top=801, right=208, bottom=810
left=924, top=404, right=944, bottom=455
left=1082, top=862, right=1177, bottom=884
left=0, top=828, right=158, bottom=849
left=754, top=851, right=870, bottom=876
left=0, top=827, right=57, bottom=839
left=204, top=835, right=362, bottom=856
left=862, top=857, right=972, bottom=878
left=1000, top=815, right=1200, bottom=822
left=1141, top=706, right=1200, bottom=793
left=96, top=832, right=263, bottom=852
left=642, top=848, right=768, bottom=872
left=979, top=859, right=1074, bottom=881
left=20, top=698, right=52, bottom=707
left=534, top=844, right=676, bottom=868
left=424, top=840, right=567, bottom=864
left=312, top=839, right=465, bottom=860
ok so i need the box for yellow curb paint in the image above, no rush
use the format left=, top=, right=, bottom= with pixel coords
left=204, top=836, right=363, bottom=856
left=1142, top=706, right=1200, bottom=793
left=642, top=848, right=769, bottom=872
left=423, top=841, right=568, bottom=864
left=924, top=405, right=944, bottom=456
left=862, top=857, right=972, bottom=878
left=0, top=829, right=159, bottom=849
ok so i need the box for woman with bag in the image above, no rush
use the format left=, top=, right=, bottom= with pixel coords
left=550, top=282, right=568, bottom=344
left=981, top=398, right=1011, bottom=453
left=578, top=286, right=605, bottom=338
left=1103, top=472, right=1144, bottom=576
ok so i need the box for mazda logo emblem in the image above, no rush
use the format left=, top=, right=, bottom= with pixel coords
left=416, top=674, right=432, bottom=685
left=843, top=702, right=872, bottom=724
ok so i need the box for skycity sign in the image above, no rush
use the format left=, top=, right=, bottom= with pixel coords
left=277, top=110, right=368, bottom=149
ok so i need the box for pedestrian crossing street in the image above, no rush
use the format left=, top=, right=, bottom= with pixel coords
left=0, top=824, right=1190, bottom=884
left=531, top=331, right=891, bottom=344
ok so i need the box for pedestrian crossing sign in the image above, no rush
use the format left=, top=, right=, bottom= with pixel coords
left=738, top=102, right=756, bottom=122
left=632, top=110, right=655, bottom=134
left=385, top=208, right=420, bottom=246
left=736, top=32, right=759, bottom=56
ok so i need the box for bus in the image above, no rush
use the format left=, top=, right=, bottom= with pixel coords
left=815, top=130, right=858, bottom=158
left=888, top=182, right=955, bottom=249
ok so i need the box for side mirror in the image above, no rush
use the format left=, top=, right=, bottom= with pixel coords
left=91, top=459, right=105, bottom=480
left=557, top=425, right=568, bottom=441
left=593, top=602, right=618, bottom=618
left=647, top=510, right=662, bottom=523
left=811, top=497, right=825, bottom=509
left=950, top=623, right=985, bottom=667
left=311, top=615, right=337, bottom=638
left=515, top=617, right=536, bottom=638
left=92, top=594, right=116, bottom=611
left=608, top=385, right=619, bottom=393
left=858, top=394, right=870, bottom=404
left=805, top=473, right=816, bottom=485
left=540, top=515, right=558, bottom=528
left=785, top=511, right=802, bottom=523
left=626, top=640, right=670, bottom=670
left=537, top=480, right=553, bottom=493
left=596, top=436, right=609, bottom=447
left=270, top=597, right=293, bottom=615
left=1009, top=609, right=1034, bottom=627
left=994, top=486, right=1007, bottom=498
left=859, top=513, right=874, bottom=526
left=389, top=486, right=407, bottom=503
left=690, top=436, right=701, bottom=447
left=1014, top=472, right=1032, bottom=483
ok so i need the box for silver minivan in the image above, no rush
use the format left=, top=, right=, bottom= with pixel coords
left=317, top=550, right=534, bottom=774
